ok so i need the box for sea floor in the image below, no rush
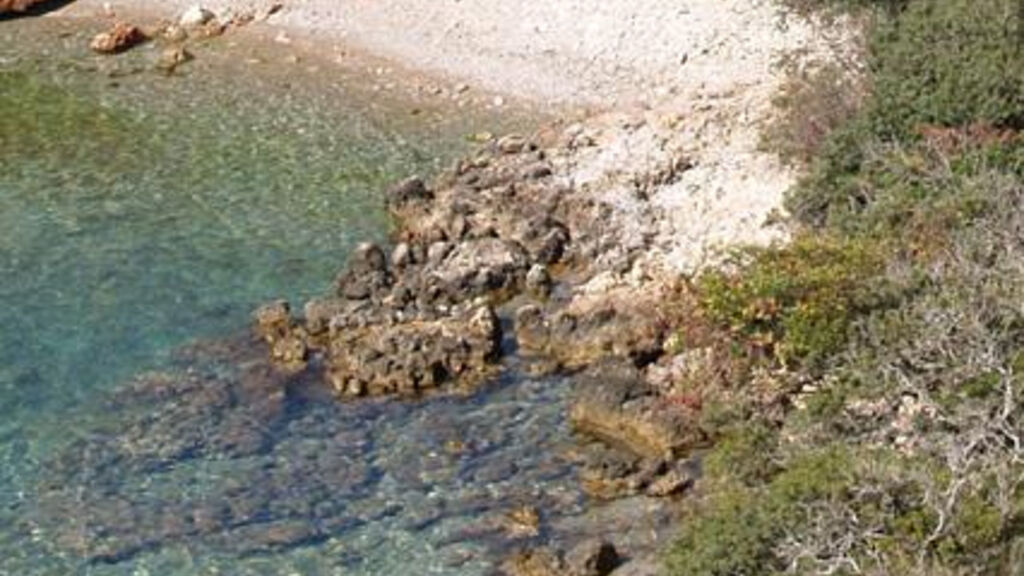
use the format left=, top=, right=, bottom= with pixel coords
left=0, top=15, right=670, bottom=575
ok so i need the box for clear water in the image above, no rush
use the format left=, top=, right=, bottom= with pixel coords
left=0, top=16, right=672, bottom=576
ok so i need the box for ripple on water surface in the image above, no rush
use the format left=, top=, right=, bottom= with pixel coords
left=0, top=17, right=613, bottom=576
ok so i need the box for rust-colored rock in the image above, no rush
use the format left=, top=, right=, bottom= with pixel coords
left=90, top=23, right=146, bottom=54
left=0, top=0, right=46, bottom=13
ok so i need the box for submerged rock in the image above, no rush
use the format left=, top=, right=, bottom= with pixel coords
left=565, top=539, right=620, bottom=576
left=157, top=46, right=193, bottom=73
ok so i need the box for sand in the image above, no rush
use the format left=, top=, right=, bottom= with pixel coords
left=57, top=0, right=857, bottom=273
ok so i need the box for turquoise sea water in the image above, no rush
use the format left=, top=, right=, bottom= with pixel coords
left=0, top=17, right=604, bottom=576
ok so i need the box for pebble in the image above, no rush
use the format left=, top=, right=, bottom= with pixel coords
left=179, top=5, right=215, bottom=28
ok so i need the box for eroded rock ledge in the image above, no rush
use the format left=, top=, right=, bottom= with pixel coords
left=254, top=129, right=676, bottom=399
left=250, top=127, right=708, bottom=573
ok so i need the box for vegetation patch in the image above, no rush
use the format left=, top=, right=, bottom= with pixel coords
left=664, top=1, right=1024, bottom=574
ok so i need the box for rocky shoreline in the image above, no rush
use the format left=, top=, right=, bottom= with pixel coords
left=248, top=127, right=715, bottom=574
left=28, top=123, right=704, bottom=574
left=10, top=2, right=857, bottom=572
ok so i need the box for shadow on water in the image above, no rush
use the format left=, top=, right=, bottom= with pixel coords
left=23, top=333, right=585, bottom=574
left=0, top=0, right=77, bottom=21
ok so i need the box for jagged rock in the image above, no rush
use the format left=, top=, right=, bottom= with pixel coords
left=335, top=242, right=391, bottom=301
left=325, top=305, right=501, bottom=398
left=89, top=23, right=146, bottom=54
left=568, top=361, right=699, bottom=459
left=253, top=300, right=307, bottom=368
left=430, top=237, right=530, bottom=293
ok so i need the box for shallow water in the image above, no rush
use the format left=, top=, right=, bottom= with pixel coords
left=0, top=16, right=672, bottom=576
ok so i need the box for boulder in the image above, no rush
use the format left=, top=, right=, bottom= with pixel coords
left=568, top=361, right=698, bottom=459
left=387, top=176, right=432, bottom=206
left=325, top=305, right=501, bottom=398
left=335, top=242, right=392, bottom=301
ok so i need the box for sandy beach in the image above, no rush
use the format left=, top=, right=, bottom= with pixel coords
left=46, top=0, right=855, bottom=275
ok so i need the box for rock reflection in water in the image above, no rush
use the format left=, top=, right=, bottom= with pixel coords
left=28, top=334, right=620, bottom=573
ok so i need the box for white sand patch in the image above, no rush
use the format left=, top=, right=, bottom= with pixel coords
left=63, top=0, right=857, bottom=273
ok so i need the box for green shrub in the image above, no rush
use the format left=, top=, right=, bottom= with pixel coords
left=666, top=1, right=1024, bottom=574
left=868, top=0, right=1024, bottom=135
left=697, top=235, right=892, bottom=367
left=789, top=0, right=1024, bottom=227
left=665, top=448, right=858, bottom=576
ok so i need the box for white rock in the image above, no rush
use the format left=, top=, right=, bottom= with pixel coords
left=179, top=5, right=215, bottom=27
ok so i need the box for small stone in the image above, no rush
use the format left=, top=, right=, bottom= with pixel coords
left=391, top=242, right=412, bottom=268
left=162, top=24, right=188, bottom=42
left=646, top=466, right=693, bottom=497
left=157, top=46, right=192, bottom=72
left=179, top=5, right=215, bottom=27
left=565, top=539, right=620, bottom=576
left=89, top=23, right=146, bottom=54
left=497, top=134, right=528, bottom=155
left=274, top=31, right=292, bottom=44
left=526, top=264, right=552, bottom=298
left=427, top=241, right=452, bottom=266
left=521, top=163, right=553, bottom=180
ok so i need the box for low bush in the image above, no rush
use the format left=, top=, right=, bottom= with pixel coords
left=664, top=0, right=1024, bottom=574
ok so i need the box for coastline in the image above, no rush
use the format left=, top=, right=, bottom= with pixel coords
left=55, top=0, right=854, bottom=275
left=13, top=1, right=861, bottom=573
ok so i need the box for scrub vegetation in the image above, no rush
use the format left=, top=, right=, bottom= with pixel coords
left=666, top=1, right=1024, bottom=574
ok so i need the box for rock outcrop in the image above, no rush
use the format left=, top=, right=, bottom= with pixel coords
left=254, top=131, right=683, bottom=402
